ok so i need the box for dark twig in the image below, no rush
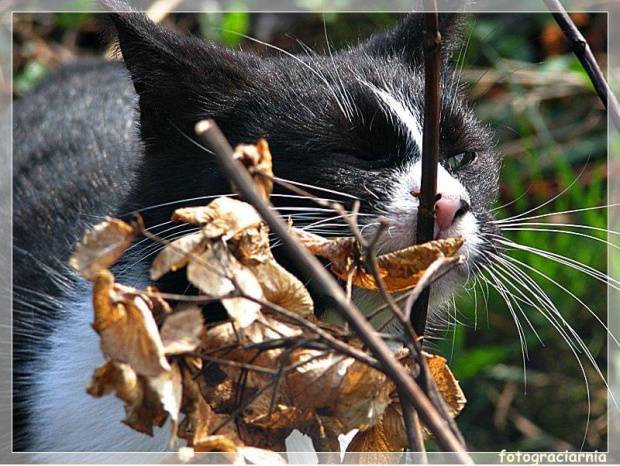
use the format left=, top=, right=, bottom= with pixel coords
left=543, top=0, right=620, bottom=132
left=195, top=120, right=472, bottom=461
left=399, top=390, right=428, bottom=461
left=411, top=6, right=442, bottom=337
left=245, top=295, right=382, bottom=370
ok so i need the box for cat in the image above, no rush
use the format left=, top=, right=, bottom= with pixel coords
left=13, top=10, right=502, bottom=454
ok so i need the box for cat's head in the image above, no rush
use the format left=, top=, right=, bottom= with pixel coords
left=109, top=12, right=501, bottom=310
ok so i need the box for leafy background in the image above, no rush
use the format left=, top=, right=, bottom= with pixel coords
left=12, top=7, right=609, bottom=453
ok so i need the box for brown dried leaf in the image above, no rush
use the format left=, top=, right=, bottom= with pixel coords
left=220, top=268, right=265, bottom=329
left=291, top=229, right=358, bottom=275
left=371, top=239, right=465, bottom=291
left=241, top=406, right=312, bottom=453
left=426, top=352, right=466, bottom=418
left=150, top=232, right=206, bottom=281
left=92, top=271, right=170, bottom=377
left=248, top=405, right=313, bottom=431
left=247, top=259, right=314, bottom=320
left=230, top=223, right=271, bottom=263
left=149, top=362, right=183, bottom=443
left=186, top=242, right=263, bottom=327
left=172, top=197, right=261, bottom=240
left=179, top=364, right=215, bottom=446
left=233, top=139, right=274, bottom=200
left=193, top=435, right=238, bottom=453
left=160, top=306, right=205, bottom=355
left=287, top=350, right=390, bottom=432
left=293, top=228, right=465, bottom=292
left=86, top=361, right=169, bottom=436
left=346, top=404, right=407, bottom=454
left=70, top=217, right=138, bottom=280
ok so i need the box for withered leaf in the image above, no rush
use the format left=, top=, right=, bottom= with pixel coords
left=151, top=232, right=206, bottom=281
left=187, top=242, right=263, bottom=328
left=193, top=435, right=238, bottom=453
left=233, top=139, right=274, bottom=200
left=426, top=352, right=466, bottom=419
left=230, top=222, right=271, bottom=263
left=86, top=361, right=169, bottom=436
left=247, top=259, right=314, bottom=320
left=293, top=229, right=465, bottom=292
left=92, top=271, right=170, bottom=377
left=172, top=197, right=262, bottom=240
left=179, top=364, right=215, bottom=446
left=70, top=217, right=138, bottom=280
left=160, top=306, right=205, bottom=355
left=149, top=362, right=183, bottom=443
left=287, top=350, right=390, bottom=432
left=346, top=404, right=407, bottom=455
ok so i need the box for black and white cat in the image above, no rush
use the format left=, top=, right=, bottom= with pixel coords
left=12, top=11, right=502, bottom=453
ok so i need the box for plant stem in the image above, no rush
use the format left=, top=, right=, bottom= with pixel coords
left=411, top=5, right=442, bottom=337
left=543, top=0, right=620, bottom=132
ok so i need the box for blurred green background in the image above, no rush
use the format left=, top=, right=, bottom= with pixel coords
left=12, top=7, right=609, bottom=454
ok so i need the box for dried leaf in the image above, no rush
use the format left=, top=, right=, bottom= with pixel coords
left=293, top=229, right=465, bottom=292
left=194, top=435, right=238, bottom=453
left=242, top=406, right=320, bottom=453
left=233, top=139, right=274, bottom=200
left=70, top=217, right=138, bottom=280
left=160, top=306, right=205, bottom=355
left=151, top=232, right=206, bottom=281
left=247, top=259, right=314, bottom=320
left=172, top=197, right=261, bottom=240
left=187, top=242, right=263, bottom=327
left=426, top=353, right=466, bottom=418
left=287, top=350, right=390, bottom=432
left=291, top=229, right=358, bottom=274
left=230, top=222, right=271, bottom=263
left=179, top=364, right=214, bottom=446
left=86, top=361, right=168, bottom=436
left=346, top=404, right=407, bottom=454
left=92, top=271, right=170, bottom=377
left=149, top=362, right=183, bottom=443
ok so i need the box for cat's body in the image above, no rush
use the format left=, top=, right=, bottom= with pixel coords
left=13, top=12, right=500, bottom=453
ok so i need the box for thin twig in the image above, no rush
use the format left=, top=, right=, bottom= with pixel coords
left=245, top=295, right=382, bottom=371
left=411, top=5, right=442, bottom=337
left=543, top=0, right=620, bottom=132
left=194, top=119, right=472, bottom=461
left=399, top=394, right=428, bottom=462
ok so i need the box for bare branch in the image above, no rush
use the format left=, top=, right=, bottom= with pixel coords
left=543, top=0, right=620, bottom=132
left=410, top=6, right=442, bottom=337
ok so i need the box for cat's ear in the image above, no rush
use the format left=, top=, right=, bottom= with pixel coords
left=363, top=13, right=465, bottom=68
left=107, top=13, right=257, bottom=119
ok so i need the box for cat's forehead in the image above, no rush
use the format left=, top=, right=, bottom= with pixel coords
left=256, top=51, right=480, bottom=157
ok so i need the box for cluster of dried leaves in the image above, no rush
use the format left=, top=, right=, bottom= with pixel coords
left=70, top=139, right=466, bottom=461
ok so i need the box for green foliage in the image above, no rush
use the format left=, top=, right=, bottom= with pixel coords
left=14, top=60, right=48, bottom=96
left=199, top=6, right=251, bottom=48
left=55, top=0, right=93, bottom=29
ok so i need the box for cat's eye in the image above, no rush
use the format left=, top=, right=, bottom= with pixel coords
left=447, top=151, right=477, bottom=171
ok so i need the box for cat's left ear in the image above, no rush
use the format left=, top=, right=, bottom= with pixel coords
left=363, top=13, right=465, bottom=68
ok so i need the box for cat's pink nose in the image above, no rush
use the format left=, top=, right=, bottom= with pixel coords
left=435, top=195, right=470, bottom=232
